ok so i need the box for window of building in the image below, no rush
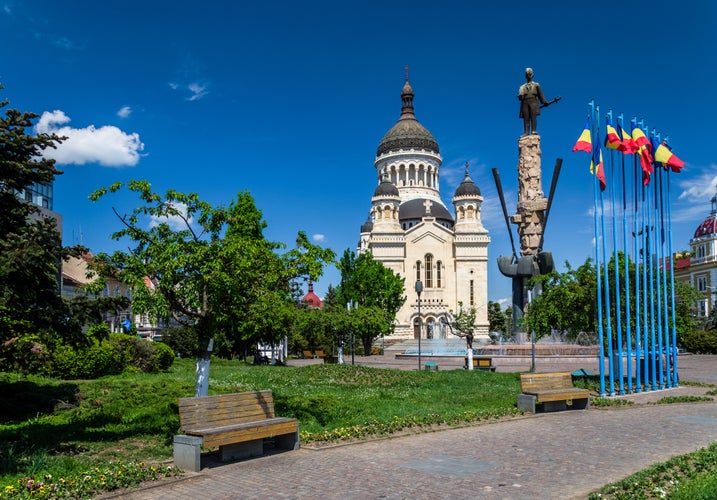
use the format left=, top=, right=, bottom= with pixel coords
left=416, top=261, right=421, bottom=283
left=469, top=279, right=474, bottom=306
left=436, top=260, right=442, bottom=288
left=425, top=254, right=433, bottom=288
left=698, top=299, right=707, bottom=317
left=697, top=275, right=707, bottom=292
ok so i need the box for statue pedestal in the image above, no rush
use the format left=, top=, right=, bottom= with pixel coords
left=514, top=134, right=547, bottom=256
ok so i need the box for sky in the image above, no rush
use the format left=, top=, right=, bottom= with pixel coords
left=2, top=0, right=717, bottom=306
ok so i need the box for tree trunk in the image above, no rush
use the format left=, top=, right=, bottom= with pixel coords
left=194, top=338, right=214, bottom=397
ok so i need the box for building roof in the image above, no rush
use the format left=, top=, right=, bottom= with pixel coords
left=376, top=74, right=439, bottom=157
left=373, top=176, right=400, bottom=197
left=693, top=193, right=717, bottom=239
left=301, top=281, right=323, bottom=309
left=454, top=164, right=481, bottom=197
left=399, top=198, right=453, bottom=224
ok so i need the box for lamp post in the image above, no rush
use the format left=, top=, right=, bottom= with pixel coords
left=415, top=280, right=423, bottom=370
left=348, top=300, right=355, bottom=365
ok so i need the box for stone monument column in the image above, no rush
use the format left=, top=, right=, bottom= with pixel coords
left=512, top=134, right=548, bottom=256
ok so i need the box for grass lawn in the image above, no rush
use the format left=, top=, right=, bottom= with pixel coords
left=1, top=358, right=716, bottom=499
left=0, top=358, right=521, bottom=497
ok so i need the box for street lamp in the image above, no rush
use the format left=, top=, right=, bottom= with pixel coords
left=415, top=280, right=423, bottom=370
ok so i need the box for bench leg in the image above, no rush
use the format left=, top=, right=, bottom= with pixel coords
left=174, top=435, right=203, bottom=472
left=221, top=439, right=263, bottom=461
left=571, top=397, right=590, bottom=410
left=543, top=400, right=568, bottom=412
left=517, top=393, right=536, bottom=413
left=275, top=428, right=300, bottom=451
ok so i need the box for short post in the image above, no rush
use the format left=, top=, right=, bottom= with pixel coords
left=415, top=280, right=423, bottom=371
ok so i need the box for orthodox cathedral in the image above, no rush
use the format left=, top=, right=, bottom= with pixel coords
left=358, top=73, right=490, bottom=341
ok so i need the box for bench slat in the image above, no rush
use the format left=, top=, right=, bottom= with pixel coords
left=187, top=418, right=298, bottom=449
left=179, top=391, right=276, bottom=431
left=519, top=372, right=589, bottom=403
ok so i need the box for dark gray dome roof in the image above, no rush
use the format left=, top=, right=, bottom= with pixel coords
left=399, top=198, right=454, bottom=223
left=373, top=177, right=399, bottom=197
left=360, top=217, right=374, bottom=233
left=454, top=168, right=481, bottom=197
left=377, top=76, right=439, bottom=157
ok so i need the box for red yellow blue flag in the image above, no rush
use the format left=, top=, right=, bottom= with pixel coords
left=653, top=141, right=685, bottom=172
left=605, top=116, right=621, bottom=150
left=572, top=118, right=592, bottom=153
left=616, top=123, right=636, bottom=154
left=591, top=131, right=606, bottom=191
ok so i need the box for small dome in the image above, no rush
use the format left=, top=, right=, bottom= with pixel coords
left=360, top=216, right=374, bottom=233
left=301, top=281, right=323, bottom=309
left=454, top=164, right=481, bottom=197
left=373, top=177, right=399, bottom=198
left=399, top=198, right=454, bottom=224
left=693, top=193, right=717, bottom=239
left=377, top=74, right=439, bottom=157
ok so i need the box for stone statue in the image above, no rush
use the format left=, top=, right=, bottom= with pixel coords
left=518, top=68, right=559, bottom=136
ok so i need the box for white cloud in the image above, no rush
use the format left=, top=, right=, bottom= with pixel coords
left=187, top=83, right=208, bottom=101
left=149, top=202, right=192, bottom=231
left=678, top=169, right=717, bottom=202
left=312, top=234, right=326, bottom=243
left=168, top=81, right=209, bottom=101
left=35, top=110, right=144, bottom=167
left=117, top=106, right=132, bottom=118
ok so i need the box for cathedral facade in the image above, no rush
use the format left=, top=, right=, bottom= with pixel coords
left=358, top=74, right=490, bottom=341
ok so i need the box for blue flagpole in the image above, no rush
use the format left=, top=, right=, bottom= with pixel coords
left=618, top=113, right=633, bottom=393
left=655, top=131, right=671, bottom=388
left=664, top=137, right=679, bottom=385
left=598, top=113, right=615, bottom=396
left=642, top=120, right=658, bottom=391
left=607, top=111, right=625, bottom=394
left=651, top=131, right=664, bottom=390
left=592, top=101, right=606, bottom=397
left=635, top=117, right=650, bottom=392
left=633, top=137, right=642, bottom=393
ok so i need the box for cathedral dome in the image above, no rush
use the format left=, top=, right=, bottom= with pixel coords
left=373, top=177, right=399, bottom=197
left=376, top=74, right=439, bottom=157
left=454, top=165, right=481, bottom=197
left=360, top=217, right=374, bottom=233
left=399, top=198, right=454, bottom=225
left=693, top=193, right=717, bottom=239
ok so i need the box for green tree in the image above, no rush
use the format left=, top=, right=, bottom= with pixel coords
left=0, top=87, right=107, bottom=371
left=445, top=301, right=477, bottom=349
left=335, top=250, right=405, bottom=352
left=487, top=301, right=507, bottom=335
left=89, top=182, right=334, bottom=394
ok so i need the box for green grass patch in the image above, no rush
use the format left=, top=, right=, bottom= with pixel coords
left=589, top=442, right=717, bottom=499
left=0, top=359, right=521, bottom=497
left=652, top=395, right=714, bottom=405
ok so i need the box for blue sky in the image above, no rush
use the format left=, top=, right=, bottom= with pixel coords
left=2, top=1, right=716, bottom=305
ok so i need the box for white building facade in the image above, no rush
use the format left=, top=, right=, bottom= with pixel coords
left=358, top=75, right=490, bottom=341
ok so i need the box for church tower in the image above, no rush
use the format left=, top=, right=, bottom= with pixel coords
left=359, top=70, right=490, bottom=341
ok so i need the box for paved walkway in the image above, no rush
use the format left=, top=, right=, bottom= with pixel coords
left=106, top=355, right=717, bottom=500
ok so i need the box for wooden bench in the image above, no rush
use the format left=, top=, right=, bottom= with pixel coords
left=173, top=390, right=299, bottom=471
left=302, top=350, right=324, bottom=359
left=424, top=361, right=439, bottom=371
left=517, top=372, right=590, bottom=413
left=464, top=356, right=496, bottom=371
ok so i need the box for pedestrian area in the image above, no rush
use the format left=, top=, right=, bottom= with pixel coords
left=105, top=355, right=717, bottom=500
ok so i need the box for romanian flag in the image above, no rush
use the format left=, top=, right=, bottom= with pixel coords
left=631, top=122, right=651, bottom=150
left=653, top=141, right=685, bottom=172
left=591, top=132, right=606, bottom=191
left=572, top=118, right=592, bottom=153
left=617, top=122, right=636, bottom=154
left=605, top=116, right=621, bottom=150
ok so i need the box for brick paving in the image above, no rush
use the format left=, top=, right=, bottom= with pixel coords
left=104, top=355, right=717, bottom=500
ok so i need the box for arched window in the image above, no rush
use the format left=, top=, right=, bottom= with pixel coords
left=425, top=254, right=433, bottom=288
left=469, top=279, right=475, bottom=306
left=416, top=261, right=421, bottom=283
left=436, top=260, right=442, bottom=288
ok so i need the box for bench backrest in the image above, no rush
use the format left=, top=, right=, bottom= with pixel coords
left=178, top=390, right=276, bottom=432
left=520, top=372, right=574, bottom=392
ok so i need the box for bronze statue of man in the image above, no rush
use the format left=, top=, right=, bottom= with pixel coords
left=518, top=67, right=549, bottom=136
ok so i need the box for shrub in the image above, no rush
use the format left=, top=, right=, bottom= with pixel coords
left=152, top=341, right=176, bottom=371
left=679, top=329, right=717, bottom=354
left=50, top=341, right=125, bottom=379
left=0, top=335, right=52, bottom=375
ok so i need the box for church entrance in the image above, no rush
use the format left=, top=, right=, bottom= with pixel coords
left=413, top=317, right=420, bottom=339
